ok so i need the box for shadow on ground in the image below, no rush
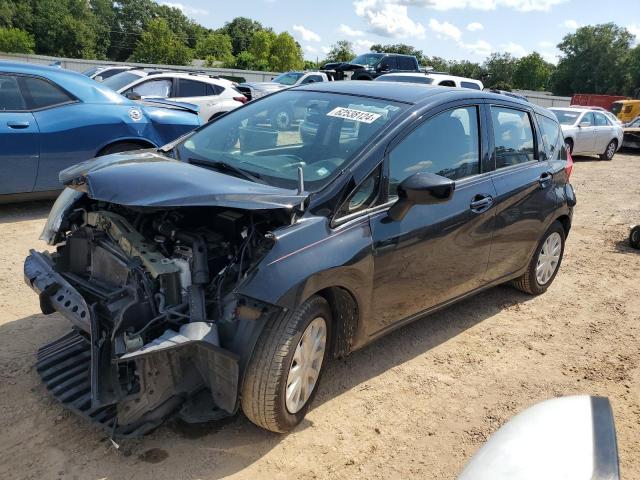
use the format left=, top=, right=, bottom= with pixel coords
left=0, top=283, right=530, bottom=479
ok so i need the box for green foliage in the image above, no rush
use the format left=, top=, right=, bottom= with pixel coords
left=483, top=52, right=517, bottom=88
left=0, top=27, right=34, bottom=53
left=248, top=29, right=276, bottom=70
left=423, top=56, right=449, bottom=72
left=269, top=32, right=303, bottom=71
left=513, top=52, right=554, bottom=91
left=218, top=16, right=264, bottom=57
left=196, top=32, right=234, bottom=66
left=551, top=23, right=634, bottom=96
left=129, top=18, right=193, bottom=65
left=325, top=40, right=355, bottom=63
left=448, top=60, right=485, bottom=79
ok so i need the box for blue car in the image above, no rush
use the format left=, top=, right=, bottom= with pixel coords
left=0, top=62, right=202, bottom=201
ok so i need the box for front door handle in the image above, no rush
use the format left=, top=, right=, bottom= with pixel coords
left=7, top=120, right=30, bottom=129
left=539, top=172, right=553, bottom=187
left=470, top=194, right=493, bottom=213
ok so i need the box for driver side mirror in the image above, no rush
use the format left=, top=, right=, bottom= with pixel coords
left=125, top=91, right=142, bottom=101
left=94, top=75, right=104, bottom=83
left=387, top=172, right=455, bottom=221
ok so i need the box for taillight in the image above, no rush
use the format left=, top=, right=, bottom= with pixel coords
left=565, top=151, right=573, bottom=179
left=233, top=95, right=248, bottom=104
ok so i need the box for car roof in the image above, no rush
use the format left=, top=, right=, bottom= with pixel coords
left=550, top=106, right=590, bottom=113
left=0, top=61, right=131, bottom=104
left=127, top=69, right=232, bottom=85
left=294, top=80, right=536, bottom=108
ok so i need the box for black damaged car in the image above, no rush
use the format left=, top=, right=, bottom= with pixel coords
left=25, top=81, right=575, bottom=436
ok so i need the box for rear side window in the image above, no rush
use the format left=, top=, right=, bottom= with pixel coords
left=461, top=81, right=480, bottom=90
left=580, top=112, right=594, bottom=126
left=19, top=76, right=74, bottom=110
left=537, top=114, right=564, bottom=159
left=178, top=79, right=209, bottom=97
left=439, top=80, right=456, bottom=87
left=491, top=106, right=535, bottom=168
left=593, top=112, right=609, bottom=126
left=388, top=106, right=480, bottom=195
left=0, top=74, right=27, bottom=111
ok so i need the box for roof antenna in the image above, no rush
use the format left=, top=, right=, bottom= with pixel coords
left=297, top=166, right=305, bottom=212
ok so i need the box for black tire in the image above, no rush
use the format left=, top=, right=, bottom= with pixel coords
left=599, top=139, right=617, bottom=160
left=270, top=107, right=293, bottom=131
left=98, top=141, right=146, bottom=156
left=565, top=139, right=573, bottom=155
left=512, top=221, right=566, bottom=295
left=630, top=226, right=640, bottom=249
left=241, top=295, right=332, bottom=433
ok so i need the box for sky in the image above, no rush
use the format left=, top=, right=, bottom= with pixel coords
left=162, top=0, right=640, bottom=64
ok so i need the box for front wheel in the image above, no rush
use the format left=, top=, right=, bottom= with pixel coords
left=241, top=295, right=331, bottom=432
left=513, top=221, right=565, bottom=295
left=600, top=139, right=617, bottom=160
left=630, top=225, right=640, bottom=249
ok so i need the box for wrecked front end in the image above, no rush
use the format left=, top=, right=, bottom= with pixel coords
left=25, top=177, right=295, bottom=437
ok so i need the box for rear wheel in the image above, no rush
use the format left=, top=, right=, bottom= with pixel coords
left=241, top=295, right=331, bottom=432
left=600, top=139, right=617, bottom=160
left=513, top=221, right=565, bottom=295
left=629, top=225, right=640, bottom=249
left=98, top=142, right=147, bottom=156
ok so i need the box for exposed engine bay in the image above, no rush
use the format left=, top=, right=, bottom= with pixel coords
left=25, top=197, right=288, bottom=436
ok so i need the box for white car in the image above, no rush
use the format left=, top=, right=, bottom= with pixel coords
left=237, top=71, right=331, bottom=101
left=550, top=107, right=624, bottom=160
left=102, top=70, right=246, bottom=122
left=375, top=72, right=484, bottom=90
left=81, top=65, right=135, bottom=82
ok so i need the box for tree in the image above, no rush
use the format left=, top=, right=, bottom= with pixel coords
left=627, top=45, right=640, bottom=97
left=196, top=32, right=233, bottom=65
left=513, top=52, right=554, bottom=91
left=483, top=52, right=517, bottom=89
left=249, top=29, right=276, bottom=70
left=129, top=18, right=193, bottom=65
left=551, top=23, right=634, bottom=96
left=0, top=27, right=34, bottom=53
left=371, top=43, right=424, bottom=64
left=218, top=17, right=264, bottom=57
left=448, top=60, right=485, bottom=80
left=423, top=55, right=449, bottom=72
left=269, top=32, right=303, bottom=71
left=325, top=40, right=355, bottom=63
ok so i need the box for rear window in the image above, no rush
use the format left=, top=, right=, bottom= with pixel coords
left=551, top=109, right=581, bottom=125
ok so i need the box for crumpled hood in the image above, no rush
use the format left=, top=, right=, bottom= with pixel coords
left=60, top=151, right=307, bottom=209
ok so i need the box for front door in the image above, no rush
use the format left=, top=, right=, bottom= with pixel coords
left=0, top=74, right=39, bottom=195
left=369, top=104, right=496, bottom=334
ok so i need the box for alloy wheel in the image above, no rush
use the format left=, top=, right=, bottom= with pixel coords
left=536, top=232, right=562, bottom=285
left=285, top=317, right=327, bottom=414
left=605, top=141, right=616, bottom=159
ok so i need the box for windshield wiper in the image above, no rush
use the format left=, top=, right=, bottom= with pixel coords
left=187, top=157, right=266, bottom=184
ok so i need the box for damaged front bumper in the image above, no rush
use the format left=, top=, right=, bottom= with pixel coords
left=25, top=251, right=241, bottom=437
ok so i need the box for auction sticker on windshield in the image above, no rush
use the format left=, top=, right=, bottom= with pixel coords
left=327, top=107, right=381, bottom=124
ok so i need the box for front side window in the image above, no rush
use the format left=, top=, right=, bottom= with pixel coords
left=132, top=79, right=172, bottom=98
left=19, top=76, right=74, bottom=109
left=388, top=106, right=481, bottom=196
left=491, top=106, right=535, bottom=168
left=380, top=57, right=398, bottom=70
left=0, top=74, right=27, bottom=111
left=351, top=53, right=384, bottom=67
left=176, top=90, right=405, bottom=191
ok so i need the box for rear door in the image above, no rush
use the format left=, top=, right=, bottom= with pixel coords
left=484, top=103, right=558, bottom=281
left=575, top=111, right=596, bottom=153
left=173, top=78, right=220, bottom=118
left=592, top=111, right=614, bottom=152
left=369, top=102, right=497, bottom=333
left=0, top=74, right=40, bottom=195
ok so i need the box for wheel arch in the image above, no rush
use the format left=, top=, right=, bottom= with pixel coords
left=313, top=286, right=360, bottom=358
left=555, top=214, right=572, bottom=237
left=96, top=137, right=158, bottom=156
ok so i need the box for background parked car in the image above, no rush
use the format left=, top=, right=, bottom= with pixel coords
left=550, top=107, right=623, bottom=159
left=323, top=52, right=421, bottom=80
left=81, top=65, right=135, bottom=82
left=622, top=116, right=640, bottom=149
left=102, top=69, right=246, bottom=122
left=612, top=99, right=640, bottom=123
left=375, top=71, right=484, bottom=89
left=237, top=71, right=331, bottom=102
left=0, top=61, right=202, bottom=201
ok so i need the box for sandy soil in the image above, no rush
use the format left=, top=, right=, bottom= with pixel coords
left=1, top=152, right=639, bottom=480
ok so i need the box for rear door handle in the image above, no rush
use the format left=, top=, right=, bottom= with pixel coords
left=539, top=172, right=553, bottom=187
left=470, top=194, right=493, bottom=213
left=7, top=120, right=30, bottom=129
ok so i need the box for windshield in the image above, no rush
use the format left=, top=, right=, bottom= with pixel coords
left=102, top=71, right=143, bottom=92
left=551, top=109, right=581, bottom=126
left=351, top=53, right=384, bottom=67
left=272, top=72, right=304, bottom=85
left=175, top=90, right=405, bottom=191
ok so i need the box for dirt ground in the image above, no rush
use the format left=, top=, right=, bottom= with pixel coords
left=1, top=151, right=639, bottom=480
